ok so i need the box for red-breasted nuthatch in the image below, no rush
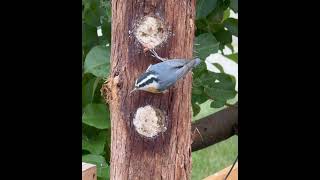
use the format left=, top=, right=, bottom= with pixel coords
left=130, top=49, right=200, bottom=93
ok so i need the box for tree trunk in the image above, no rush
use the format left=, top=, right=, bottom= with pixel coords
left=102, top=0, right=196, bottom=179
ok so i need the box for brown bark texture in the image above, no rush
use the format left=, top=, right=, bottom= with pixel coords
left=191, top=104, right=238, bottom=152
left=101, top=0, right=196, bottom=179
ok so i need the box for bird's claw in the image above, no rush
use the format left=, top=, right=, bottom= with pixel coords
left=149, top=49, right=166, bottom=62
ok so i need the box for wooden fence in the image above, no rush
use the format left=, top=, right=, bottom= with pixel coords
left=82, top=162, right=97, bottom=180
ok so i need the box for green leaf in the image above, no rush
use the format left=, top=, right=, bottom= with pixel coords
left=212, top=63, right=225, bottom=73
left=207, top=5, right=224, bottom=24
left=192, top=77, right=208, bottom=103
left=222, top=0, right=231, bottom=10
left=83, top=103, right=110, bottom=129
left=195, top=33, right=220, bottom=59
left=92, top=77, right=102, bottom=99
left=82, top=75, right=97, bottom=108
left=192, top=86, right=203, bottom=95
left=204, top=87, right=237, bottom=100
left=192, top=94, right=208, bottom=105
left=230, top=0, right=238, bottom=13
left=210, top=100, right=226, bottom=108
left=210, top=73, right=236, bottom=90
left=100, top=20, right=112, bottom=44
left=193, top=76, right=204, bottom=87
left=224, top=18, right=238, bottom=36
left=103, top=129, right=111, bottom=161
left=82, top=154, right=109, bottom=178
left=82, top=154, right=106, bottom=166
left=196, top=0, right=218, bottom=19
left=195, top=19, right=209, bottom=33
left=192, top=103, right=201, bottom=116
left=223, top=9, right=231, bottom=21
left=82, top=22, right=99, bottom=50
left=101, top=0, right=112, bottom=22
left=99, top=164, right=110, bottom=179
left=196, top=72, right=237, bottom=102
left=207, top=21, right=224, bottom=33
left=225, top=53, right=238, bottom=63
left=198, top=73, right=217, bottom=88
left=214, top=29, right=232, bottom=46
left=82, top=149, right=91, bottom=155
left=82, top=131, right=107, bottom=155
left=83, top=0, right=102, bottom=27
left=84, top=45, right=110, bottom=78
left=192, top=61, right=208, bottom=78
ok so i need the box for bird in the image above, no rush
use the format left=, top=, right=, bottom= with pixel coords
left=130, top=49, right=200, bottom=93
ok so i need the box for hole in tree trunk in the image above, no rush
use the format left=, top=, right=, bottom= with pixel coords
left=133, top=105, right=167, bottom=138
left=133, top=16, right=168, bottom=50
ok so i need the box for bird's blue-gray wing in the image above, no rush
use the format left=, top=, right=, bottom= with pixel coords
left=148, top=59, right=199, bottom=91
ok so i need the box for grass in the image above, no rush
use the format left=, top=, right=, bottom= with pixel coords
left=191, top=97, right=238, bottom=180
left=191, top=136, right=238, bottom=180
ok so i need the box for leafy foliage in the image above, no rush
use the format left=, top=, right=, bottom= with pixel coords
left=192, top=0, right=238, bottom=115
left=192, top=61, right=237, bottom=116
left=82, top=0, right=238, bottom=179
left=196, top=0, right=218, bottom=20
left=83, top=103, right=110, bottom=129
left=83, top=130, right=107, bottom=155
left=229, top=0, right=238, bottom=13
left=195, top=33, right=220, bottom=59
left=84, top=45, right=111, bottom=78
left=82, top=0, right=111, bottom=179
left=82, top=154, right=110, bottom=179
left=224, top=18, right=238, bottom=36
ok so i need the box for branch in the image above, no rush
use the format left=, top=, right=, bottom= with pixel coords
left=191, top=103, right=238, bottom=152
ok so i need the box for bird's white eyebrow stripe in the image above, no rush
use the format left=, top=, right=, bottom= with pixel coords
left=136, top=74, right=158, bottom=86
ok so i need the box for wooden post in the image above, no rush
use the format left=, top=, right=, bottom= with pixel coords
left=82, top=162, right=97, bottom=180
left=101, top=0, right=196, bottom=179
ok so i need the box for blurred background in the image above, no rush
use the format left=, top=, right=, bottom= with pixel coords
left=192, top=11, right=238, bottom=177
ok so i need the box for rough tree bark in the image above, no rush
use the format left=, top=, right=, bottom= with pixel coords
left=101, top=0, right=196, bottom=179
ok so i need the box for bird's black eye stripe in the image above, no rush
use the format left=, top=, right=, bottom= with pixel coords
left=136, top=71, right=158, bottom=87
left=138, top=77, right=159, bottom=88
left=174, top=65, right=184, bottom=69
